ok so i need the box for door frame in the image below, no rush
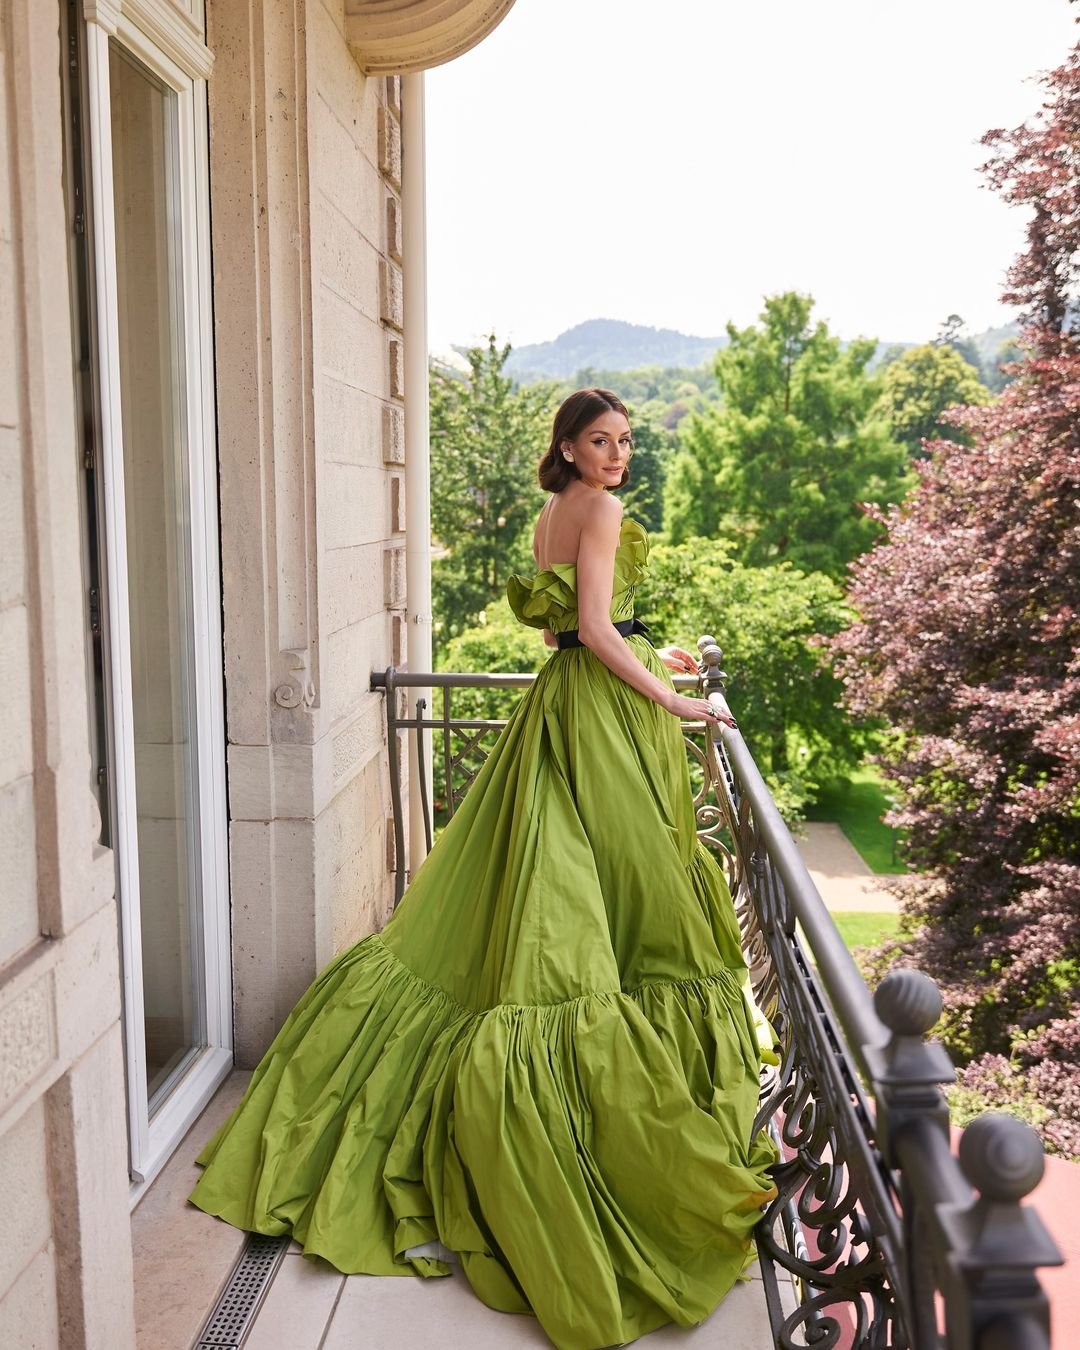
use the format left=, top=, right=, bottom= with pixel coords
left=79, top=0, right=230, bottom=1196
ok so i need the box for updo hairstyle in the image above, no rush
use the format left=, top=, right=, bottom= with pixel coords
left=537, top=388, right=632, bottom=492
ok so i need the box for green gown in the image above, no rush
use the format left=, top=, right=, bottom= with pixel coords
left=190, top=516, right=779, bottom=1350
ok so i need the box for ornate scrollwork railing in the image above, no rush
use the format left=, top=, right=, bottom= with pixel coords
left=371, top=642, right=1063, bottom=1348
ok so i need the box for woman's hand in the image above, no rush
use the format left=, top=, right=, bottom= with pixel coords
left=663, top=688, right=738, bottom=729
left=657, top=645, right=700, bottom=675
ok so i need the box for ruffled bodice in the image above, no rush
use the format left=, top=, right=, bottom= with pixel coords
left=506, top=516, right=649, bottom=635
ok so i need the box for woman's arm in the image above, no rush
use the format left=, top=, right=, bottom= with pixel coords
left=543, top=628, right=558, bottom=649
left=574, top=497, right=687, bottom=713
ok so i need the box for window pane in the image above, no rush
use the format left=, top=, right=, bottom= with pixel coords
left=109, top=43, right=205, bottom=1106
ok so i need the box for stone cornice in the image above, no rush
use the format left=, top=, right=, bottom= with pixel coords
left=345, top=0, right=517, bottom=75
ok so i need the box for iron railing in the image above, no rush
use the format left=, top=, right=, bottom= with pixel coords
left=371, top=638, right=1063, bottom=1349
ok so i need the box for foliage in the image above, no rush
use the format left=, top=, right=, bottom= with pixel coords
left=980, top=45, right=1080, bottom=353
left=426, top=606, right=549, bottom=827
left=873, top=343, right=911, bottom=371
left=637, top=536, right=864, bottom=813
left=429, top=337, right=552, bottom=645
left=983, top=334, right=1027, bottom=394
left=555, top=362, right=718, bottom=409
left=434, top=603, right=548, bottom=720
left=617, top=411, right=671, bottom=534
left=876, top=343, right=991, bottom=457
left=948, top=1052, right=1080, bottom=1161
left=831, top=35, right=1080, bottom=1152
left=551, top=364, right=719, bottom=441
left=834, top=356, right=1080, bottom=1107
left=664, top=293, right=910, bottom=580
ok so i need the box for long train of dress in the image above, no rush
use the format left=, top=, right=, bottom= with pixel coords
left=190, top=518, right=779, bottom=1350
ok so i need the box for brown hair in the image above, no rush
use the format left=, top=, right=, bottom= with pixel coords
left=538, top=388, right=633, bottom=492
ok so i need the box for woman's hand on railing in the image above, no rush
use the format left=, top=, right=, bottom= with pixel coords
left=657, top=644, right=700, bottom=674
left=663, top=688, right=737, bottom=728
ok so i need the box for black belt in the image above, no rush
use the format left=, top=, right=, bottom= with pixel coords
left=555, top=617, right=652, bottom=649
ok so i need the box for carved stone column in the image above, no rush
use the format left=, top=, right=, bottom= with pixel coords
left=210, top=0, right=406, bottom=1061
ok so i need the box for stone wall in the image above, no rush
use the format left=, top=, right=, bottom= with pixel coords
left=209, top=0, right=405, bottom=1064
left=0, top=1, right=135, bottom=1345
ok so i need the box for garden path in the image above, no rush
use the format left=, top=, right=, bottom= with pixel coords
left=795, top=821, right=904, bottom=913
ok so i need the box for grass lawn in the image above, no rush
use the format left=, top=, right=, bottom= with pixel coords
left=806, top=765, right=909, bottom=875
left=830, top=910, right=901, bottom=951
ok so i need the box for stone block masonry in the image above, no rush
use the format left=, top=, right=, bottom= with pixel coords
left=212, top=0, right=407, bottom=1064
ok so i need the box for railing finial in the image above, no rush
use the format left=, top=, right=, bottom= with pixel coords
left=956, top=1114, right=1061, bottom=1348
left=696, top=637, right=738, bottom=741
left=959, top=1112, right=1046, bottom=1205
left=874, top=967, right=943, bottom=1038
left=697, top=636, right=729, bottom=700
left=867, top=969, right=955, bottom=1169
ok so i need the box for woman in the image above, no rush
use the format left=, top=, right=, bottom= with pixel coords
left=190, top=389, right=778, bottom=1350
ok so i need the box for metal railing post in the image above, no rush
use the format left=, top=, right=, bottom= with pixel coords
left=950, top=1117, right=1062, bottom=1349
left=868, top=969, right=962, bottom=1346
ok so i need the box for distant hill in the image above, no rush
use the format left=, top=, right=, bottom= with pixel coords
left=971, top=321, right=1022, bottom=366
left=501, top=319, right=728, bottom=381
left=489, top=316, right=1023, bottom=386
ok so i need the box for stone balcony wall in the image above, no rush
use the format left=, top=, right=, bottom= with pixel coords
left=209, top=0, right=406, bottom=1064
left=0, top=2, right=135, bottom=1345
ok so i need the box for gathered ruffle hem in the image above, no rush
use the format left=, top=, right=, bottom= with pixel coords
left=192, top=935, right=778, bottom=1350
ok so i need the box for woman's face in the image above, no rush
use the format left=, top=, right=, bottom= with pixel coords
left=562, top=410, right=633, bottom=491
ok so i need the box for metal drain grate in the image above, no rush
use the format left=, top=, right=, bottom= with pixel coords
left=194, top=1233, right=291, bottom=1348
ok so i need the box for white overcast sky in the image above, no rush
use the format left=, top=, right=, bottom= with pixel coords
left=425, top=0, right=1077, bottom=355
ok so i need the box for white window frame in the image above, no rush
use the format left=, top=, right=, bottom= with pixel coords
left=82, top=0, right=230, bottom=1198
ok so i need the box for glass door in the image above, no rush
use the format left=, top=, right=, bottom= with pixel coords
left=109, top=42, right=206, bottom=1107
left=67, top=0, right=231, bottom=1192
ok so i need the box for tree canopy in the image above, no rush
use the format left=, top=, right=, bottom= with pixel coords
left=664, top=293, right=910, bottom=579
left=637, top=538, right=862, bottom=814
left=429, top=337, right=552, bottom=644
left=876, top=342, right=992, bottom=457
left=833, top=37, right=1080, bottom=1157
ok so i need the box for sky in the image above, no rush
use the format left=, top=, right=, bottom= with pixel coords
left=425, top=0, right=1077, bottom=356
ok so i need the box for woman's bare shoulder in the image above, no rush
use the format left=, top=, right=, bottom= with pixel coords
left=535, top=488, right=622, bottom=565
left=578, top=490, right=623, bottom=529
left=575, top=492, right=623, bottom=559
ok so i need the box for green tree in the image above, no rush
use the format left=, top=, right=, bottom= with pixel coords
left=429, top=337, right=553, bottom=644
left=434, top=604, right=547, bottom=717
left=664, top=293, right=909, bottom=579
left=875, top=343, right=910, bottom=370
left=618, top=410, right=671, bottom=534
left=877, top=342, right=992, bottom=456
left=637, top=537, right=863, bottom=814
left=424, top=606, right=550, bottom=828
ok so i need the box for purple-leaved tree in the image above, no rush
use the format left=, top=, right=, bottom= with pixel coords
left=830, top=40, right=1080, bottom=1156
